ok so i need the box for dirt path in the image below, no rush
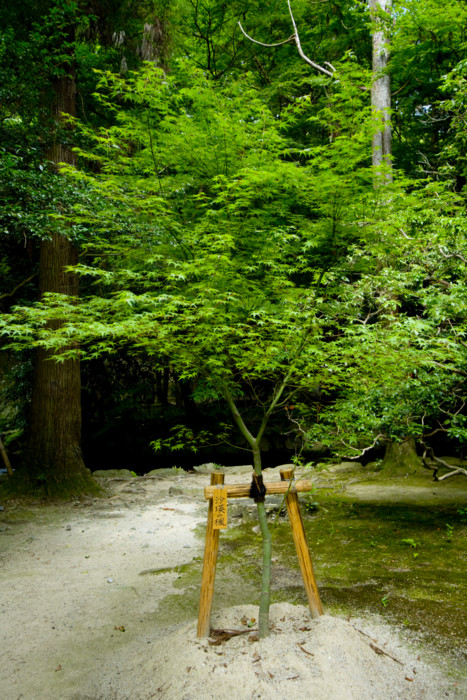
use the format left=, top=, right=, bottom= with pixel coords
left=0, top=468, right=464, bottom=699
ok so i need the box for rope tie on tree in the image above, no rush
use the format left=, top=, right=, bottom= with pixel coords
left=249, top=473, right=267, bottom=503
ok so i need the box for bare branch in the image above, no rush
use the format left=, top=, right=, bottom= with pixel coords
left=398, top=227, right=413, bottom=240
left=341, top=434, right=385, bottom=460
left=0, top=272, right=38, bottom=301
left=391, top=79, right=410, bottom=97
left=355, top=309, right=381, bottom=326
left=287, top=0, right=334, bottom=76
left=422, top=427, right=446, bottom=439
left=420, top=440, right=467, bottom=481
left=437, top=466, right=467, bottom=481
left=238, top=1, right=334, bottom=79
left=439, top=251, right=467, bottom=264
left=237, top=22, right=295, bottom=48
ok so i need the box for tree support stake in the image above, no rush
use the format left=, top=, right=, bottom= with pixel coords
left=197, top=469, right=323, bottom=637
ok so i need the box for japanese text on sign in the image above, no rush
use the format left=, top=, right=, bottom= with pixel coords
left=213, top=487, right=227, bottom=529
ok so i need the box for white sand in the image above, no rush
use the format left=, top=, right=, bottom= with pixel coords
left=0, top=470, right=463, bottom=699
left=84, top=603, right=456, bottom=700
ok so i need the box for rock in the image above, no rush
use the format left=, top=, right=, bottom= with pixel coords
left=92, top=469, right=134, bottom=479
left=146, top=468, right=182, bottom=478
left=327, top=462, right=362, bottom=473
left=168, top=486, right=183, bottom=496
left=192, top=463, right=226, bottom=474
left=227, top=465, right=253, bottom=475
left=263, top=464, right=294, bottom=475
left=65, top=524, right=71, bottom=531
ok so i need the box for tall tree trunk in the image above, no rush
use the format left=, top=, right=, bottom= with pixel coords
left=24, top=31, right=94, bottom=496
left=369, top=0, right=392, bottom=181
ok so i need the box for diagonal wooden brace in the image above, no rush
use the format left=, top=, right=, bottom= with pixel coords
left=280, top=468, right=323, bottom=618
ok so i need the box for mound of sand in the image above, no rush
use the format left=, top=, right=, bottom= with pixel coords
left=81, top=604, right=453, bottom=699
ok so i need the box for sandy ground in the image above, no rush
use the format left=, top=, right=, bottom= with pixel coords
left=0, top=467, right=464, bottom=700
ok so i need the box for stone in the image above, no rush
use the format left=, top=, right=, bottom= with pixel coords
left=226, top=465, right=253, bottom=475
left=327, top=462, right=363, bottom=474
left=192, top=463, right=226, bottom=474
left=146, top=468, right=178, bottom=478
left=168, top=486, right=183, bottom=496
left=92, top=469, right=134, bottom=479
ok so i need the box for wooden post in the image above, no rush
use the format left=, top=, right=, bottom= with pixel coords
left=280, top=468, right=323, bottom=618
left=197, top=471, right=225, bottom=637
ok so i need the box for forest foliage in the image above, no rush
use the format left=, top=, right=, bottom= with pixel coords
left=1, top=0, right=467, bottom=482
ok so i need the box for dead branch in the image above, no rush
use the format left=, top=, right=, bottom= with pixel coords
left=237, top=24, right=295, bottom=48
left=354, top=627, right=403, bottom=665
left=238, top=0, right=334, bottom=78
left=208, top=628, right=255, bottom=645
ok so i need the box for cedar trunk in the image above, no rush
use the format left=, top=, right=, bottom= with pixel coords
left=25, top=37, right=94, bottom=495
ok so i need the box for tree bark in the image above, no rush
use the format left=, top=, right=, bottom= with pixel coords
left=24, top=28, right=94, bottom=496
left=381, top=437, right=421, bottom=476
left=222, top=386, right=272, bottom=638
left=252, top=442, right=272, bottom=639
left=369, top=0, right=392, bottom=181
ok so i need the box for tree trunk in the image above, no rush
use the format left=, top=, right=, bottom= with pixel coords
left=252, top=442, right=272, bottom=639
left=381, top=437, right=421, bottom=476
left=24, top=30, right=95, bottom=496
left=223, top=387, right=272, bottom=638
left=369, top=0, right=392, bottom=181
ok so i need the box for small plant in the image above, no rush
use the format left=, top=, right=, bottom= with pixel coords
left=304, top=490, right=320, bottom=513
left=445, top=523, right=454, bottom=542
left=130, top=470, right=137, bottom=478
left=457, top=507, right=467, bottom=522
left=401, top=538, right=420, bottom=557
left=381, top=594, right=390, bottom=608
left=171, top=466, right=185, bottom=474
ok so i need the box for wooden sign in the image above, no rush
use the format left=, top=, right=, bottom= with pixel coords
left=212, top=486, right=228, bottom=529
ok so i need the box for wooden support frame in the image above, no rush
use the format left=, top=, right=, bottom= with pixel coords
left=197, top=469, right=323, bottom=637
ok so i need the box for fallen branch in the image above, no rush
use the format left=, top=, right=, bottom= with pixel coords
left=354, top=627, right=403, bottom=665
left=208, top=628, right=256, bottom=645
